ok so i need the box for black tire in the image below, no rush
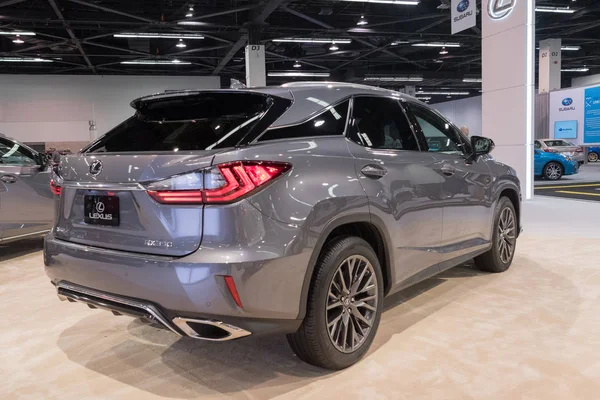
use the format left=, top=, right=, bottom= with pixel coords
left=475, top=197, right=517, bottom=273
left=543, top=161, right=563, bottom=180
left=589, top=152, right=599, bottom=163
left=287, top=236, right=384, bottom=370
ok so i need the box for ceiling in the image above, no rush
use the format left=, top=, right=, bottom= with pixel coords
left=1, top=0, right=599, bottom=103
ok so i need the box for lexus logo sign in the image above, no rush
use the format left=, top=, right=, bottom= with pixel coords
left=488, top=0, right=516, bottom=20
left=89, top=159, right=103, bottom=176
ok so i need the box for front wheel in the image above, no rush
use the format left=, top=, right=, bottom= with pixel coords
left=543, top=161, right=563, bottom=180
left=287, top=236, right=384, bottom=370
left=589, top=152, right=599, bottom=163
left=475, top=197, right=517, bottom=273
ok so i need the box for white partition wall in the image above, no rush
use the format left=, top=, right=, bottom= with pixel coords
left=435, top=96, right=483, bottom=135
left=482, top=0, right=535, bottom=199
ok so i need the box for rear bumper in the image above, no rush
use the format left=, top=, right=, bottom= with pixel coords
left=44, top=227, right=309, bottom=337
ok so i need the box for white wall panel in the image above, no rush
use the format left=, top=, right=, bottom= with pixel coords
left=435, top=96, right=483, bottom=135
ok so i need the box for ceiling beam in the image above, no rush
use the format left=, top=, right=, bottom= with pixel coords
left=47, top=0, right=96, bottom=74
left=177, top=5, right=260, bottom=23
left=213, top=0, right=288, bottom=74
left=67, top=0, right=158, bottom=24
left=281, top=6, right=333, bottom=29
left=0, top=0, right=26, bottom=8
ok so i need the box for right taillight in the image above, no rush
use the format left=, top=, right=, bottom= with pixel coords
left=50, top=179, right=62, bottom=196
left=146, top=161, right=291, bottom=205
left=544, top=148, right=557, bottom=153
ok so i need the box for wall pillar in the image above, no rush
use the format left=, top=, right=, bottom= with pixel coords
left=482, top=0, right=535, bottom=199
left=539, top=38, right=562, bottom=93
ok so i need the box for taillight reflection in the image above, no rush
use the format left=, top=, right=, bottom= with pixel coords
left=50, top=179, right=62, bottom=196
left=147, top=161, right=291, bottom=205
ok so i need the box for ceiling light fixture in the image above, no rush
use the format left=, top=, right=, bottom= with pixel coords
left=416, top=90, right=470, bottom=95
left=176, top=39, right=186, bottom=48
left=268, top=71, right=331, bottom=77
left=535, top=6, right=576, bottom=13
left=357, top=15, right=368, bottom=26
left=114, top=33, right=204, bottom=39
left=12, top=35, right=24, bottom=44
left=272, top=38, right=352, bottom=44
left=391, top=40, right=410, bottom=46
left=439, top=46, right=448, bottom=55
left=462, top=78, right=482, bottom=83
left=562, top=45, right=581, bottom=51
left=0, top=31, right=36, bottom=36
left=341, top=0, right=419, bottom=4
left=121, top=59, right=191, bottom=65
left=293, top=61, right=302, bottom=68
left=329, top=43, right=339, bottom=51
left=364, top=76, right=423, bottom=82
left=413, top=42, right=461, bottom=48
left=416, top=96, right=432, bottom=100
left=0, top=57, right=53, bottom=62
left=186, top=6, right=194, bottom=17
left=561, top=67, right=589, bottom=72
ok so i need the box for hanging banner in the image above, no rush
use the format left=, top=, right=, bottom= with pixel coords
left=451, top=0, right=476, bottom=34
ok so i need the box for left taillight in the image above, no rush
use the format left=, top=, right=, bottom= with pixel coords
left=146, top=161, right=291, bottom=205
left=50, top=179, right=62, bottom=196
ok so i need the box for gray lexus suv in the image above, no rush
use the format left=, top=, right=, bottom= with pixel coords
left=45, top=82, right=521, bottom=370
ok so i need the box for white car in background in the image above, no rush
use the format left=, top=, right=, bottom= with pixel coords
left=534, top=139, right=584, bottom=165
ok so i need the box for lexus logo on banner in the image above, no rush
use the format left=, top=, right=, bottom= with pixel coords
left=488, top=0, right=517, bottom=20
left=451, top=0, right=476, bottom=34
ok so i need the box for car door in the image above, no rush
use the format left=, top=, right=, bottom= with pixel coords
left=0, top=137, right=54, bottom=240
left=346, top=96, right=443, bottom=289
left=404, top=101, right=494, bottom=264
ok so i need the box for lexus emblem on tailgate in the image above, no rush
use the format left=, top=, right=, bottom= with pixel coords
left=90, top=160, right=103, bottom=176
left=488, top=0, right=516, bottom=20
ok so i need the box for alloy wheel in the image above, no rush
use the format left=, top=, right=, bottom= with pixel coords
left=326, top=255, right=378, bottom=353
left=546, top=163, right=562, bottom=180
left=497, top=207, right=516, bottom=264
left=589, top=152, right=599, bottom=163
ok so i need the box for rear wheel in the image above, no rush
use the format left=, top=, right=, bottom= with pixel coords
left=475, top=197, right=517, bottom=273
left=543, top=162, right=563, bottom=180
left=287, top=236, right=383, bottom=370
left=589, top=152, right=599, bottom=163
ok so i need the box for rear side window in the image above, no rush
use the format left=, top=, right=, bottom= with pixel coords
left=0, top=138, right=37, bottom=165
left=349, top=97, right=419, bottom=151
left=86, top=93, right=274, bottom=153
left=258, top=100, right=349, bottom=142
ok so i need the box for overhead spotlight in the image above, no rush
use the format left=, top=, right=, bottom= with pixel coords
left=12, top=35, right=24, bottom=44
left=186, top=6, right=194, bottom=17
left=329, top=43, right=339, bottom=51
left=176, top=39, right=186, bottom=48
left=293, top=61, right=302, bottom=68
left=439, top=46, right=448, bottom=55
left=357, top=15, right=368, bottom=26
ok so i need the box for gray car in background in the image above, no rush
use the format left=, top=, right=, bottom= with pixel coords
left=45, top=83, right=522, bottom=370
left=0, top=134, right=54, bottom=243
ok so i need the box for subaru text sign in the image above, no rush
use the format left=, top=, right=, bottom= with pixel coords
left=451, top=0, right=476, bottom=34
left=559, top=98, right=575, bottom=112
left=488, top=0, right=517, bottom=20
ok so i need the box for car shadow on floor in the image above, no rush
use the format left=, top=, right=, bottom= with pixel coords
left=55, top=262, right=491, bottom=399
left=0, top=238, right=44, bottom=262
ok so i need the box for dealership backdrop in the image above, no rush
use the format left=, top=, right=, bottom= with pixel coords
left=0, top=75, right=220, bottom=149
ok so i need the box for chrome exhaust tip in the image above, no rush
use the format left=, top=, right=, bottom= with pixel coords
left=172, top=317, right=251, bottom=341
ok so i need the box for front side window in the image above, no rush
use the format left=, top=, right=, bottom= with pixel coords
left=258, top=100, right=349, bottom=142
left=86, top=93, right=275, bottom=153
left=349, top=97, right=419, bottom=151
left=408, top=102, right=466, bottom=155
left=0, top=138, right=37, bottom=165
left=544, top=140, right=570, bottom=147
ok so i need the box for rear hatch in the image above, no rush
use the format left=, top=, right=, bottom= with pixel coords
left=54, top=91, right=285, bottom=256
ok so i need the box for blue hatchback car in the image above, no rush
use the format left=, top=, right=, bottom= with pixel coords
left=588, top=147, right=600, bottom=163
left=534, top=149, right=579, bottom=180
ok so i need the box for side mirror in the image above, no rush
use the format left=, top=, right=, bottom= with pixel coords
left=471, top=136, right=495, bottom=157
left=36, top=153, right=48, bottom=171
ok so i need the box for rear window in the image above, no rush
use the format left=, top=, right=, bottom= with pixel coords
left=86, top=93, right=273, bottom=153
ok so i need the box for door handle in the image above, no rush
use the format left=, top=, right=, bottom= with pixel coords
left=0, top=175, right=18, bottom=184
left=439, top=165, right=456, bottom=177
left=361, top=165, right=387, bottom=179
